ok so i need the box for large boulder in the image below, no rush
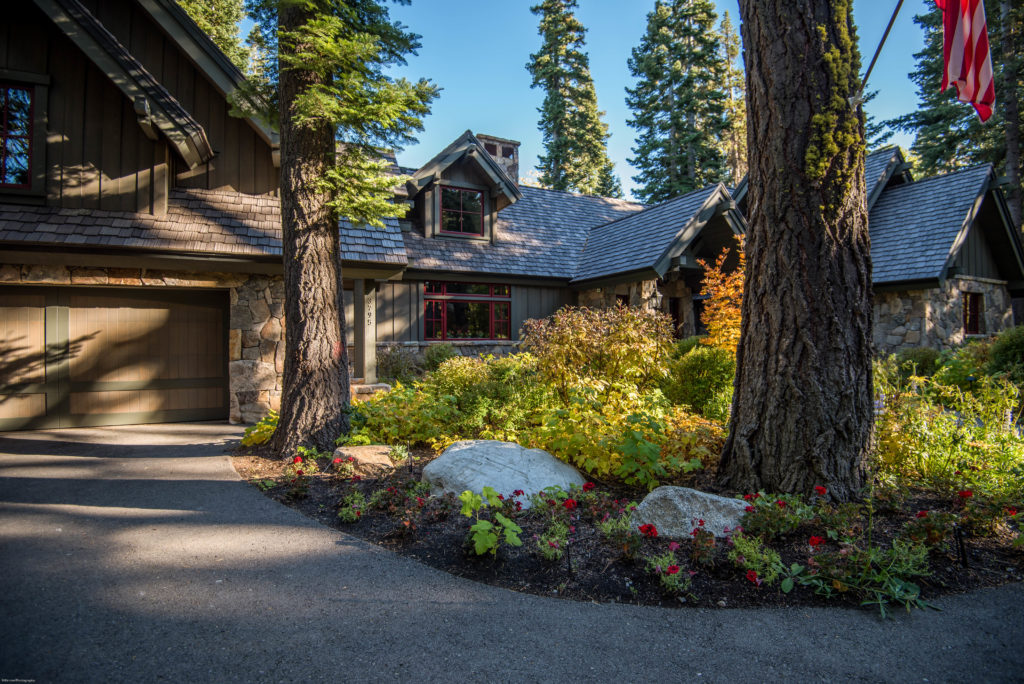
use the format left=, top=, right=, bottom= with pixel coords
left=333, top=445, right=396, bottom=478
left=422, top=440, right=585, bottom=507
left=633, top=486, right=748, bottom=538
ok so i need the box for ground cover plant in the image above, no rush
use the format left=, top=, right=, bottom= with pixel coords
left=238, top=312, right=1024, bottom=614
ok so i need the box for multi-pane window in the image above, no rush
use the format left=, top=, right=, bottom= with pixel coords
left=423, top=282, right=511, bottom=340
left=440, top=186, right=484, bottom=236
left=1, top=85, right=32, bottom=188
left=963, top=292, right=983, bottom=335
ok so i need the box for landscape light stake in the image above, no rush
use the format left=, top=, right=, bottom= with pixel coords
left=954, top=523, right=969, bottom=568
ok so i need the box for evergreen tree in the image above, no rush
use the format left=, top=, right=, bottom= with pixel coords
left=242, top=0, right=437, bottom=455
left=625, top=0, right=729, bottom=204
left=526, top=0, right=622, bottom=197
left=885, top=0, right=1023, bottom=229
left=177, top=0, right=248, bottom=70
left=719, top=11, right=746, bottom=186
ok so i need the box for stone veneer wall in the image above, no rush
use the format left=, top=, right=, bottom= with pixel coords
left=578, top=279, right=662, bottom=311
left=0, top=263, right=284, bottom=424
left=874, top=276, right=1013, bottom=352
left=378, top=340, right=519, bottom=358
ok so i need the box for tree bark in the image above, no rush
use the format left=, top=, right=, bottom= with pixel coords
left=1000, top=0, right=1022, bottom=231
left=718, top=0, right=873, bottom=501
left=271, top=2, right=351, bottom=457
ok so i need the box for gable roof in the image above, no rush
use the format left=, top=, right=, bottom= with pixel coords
left=408, top=130, right=522, bottom=207
left=401, top=186, right=642, bottom=279
left=869, top=164, right=1003, bottom=284
left=134, top=0, right=279, bottom=150
left=35, top=0, right=215, bottom=168
left=574, top=184, right=732, bottom=283
left=0, top=190, right=406, bottom=266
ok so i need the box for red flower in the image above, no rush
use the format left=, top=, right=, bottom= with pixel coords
left=497, top=494, right=505, bottom=501
left=333, top=457, right=342, bottom=464
left=958, top=490, right=973, bottom=500
left=296, top=470, right=304, bottom=476
left=583, top=482, right=595, bottom=492
left=814, top=485, right=827, bottom=496
left=746, top=570, right=761, bottom=585
left=416, top=497, right=425, bottom=507
left=515, top=502, right=523, bottom=511
left=1007, top=507, right=1018, bottom=517
left=513, top=489, right=525, bottom=497
left=743, top=493, right=753, bottom=501
left=744, top=505, right=755, bottom=513
left=563, top=498, right=577, bottom=510
left=751, top=493, right=761, bottom=500
left=776, top=500, right=786, bottom=509
left=639, top=524, right=658, bottom=538
left=293, top=456, right=302, bottom=464
left=547, top=499, right=557, bottom=507
left=347, top=456, right=355, bottom=462
left=916, top=510, right=929, bottom=519
left=697, top=519, right=705, bottom=527
left=808, top=535, right=825, bottom=547
left=668, top=541, right=680, bottom=551
left=352, top=475, right=362, bottom=482
left=665, top=565, right=680, bottom=575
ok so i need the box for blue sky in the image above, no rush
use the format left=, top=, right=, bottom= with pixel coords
left=382, top=0, right=932, bottom=200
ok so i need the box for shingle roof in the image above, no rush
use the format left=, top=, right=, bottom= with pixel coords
left=865, top=147, right=898, bottom=193
left=401, top=186, right=643, bottom=278
left=0, top=189, right=406, bottom=265
left=869, top=164, right=992, bottom=284
left=573, top=185, right=720, bottom=282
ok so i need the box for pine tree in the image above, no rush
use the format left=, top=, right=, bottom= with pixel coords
left=243, top=0, right=437, bottom=455
left=886, top=0, right=1022, bottom=229
left=176, top=0, right=247, bottom=70
left=625, top=0, right=729, bottom=204
left=719, top=11, right=747, bottom=187
left=526, top=0, right=622, bottom=197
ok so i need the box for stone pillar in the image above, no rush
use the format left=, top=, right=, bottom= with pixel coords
left=353, top=279, right=377, bottom=383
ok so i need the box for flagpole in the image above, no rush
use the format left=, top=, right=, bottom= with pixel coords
left=852, top=0, right=905, bottom=106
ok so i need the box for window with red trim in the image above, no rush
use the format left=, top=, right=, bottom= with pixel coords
left=440, top=186, right=484, bottom=236
left=963, top=292, right=983, bottom=335
left=1, top=85, right=32, bottom=188
left=423, top=282, right=511, bottom=340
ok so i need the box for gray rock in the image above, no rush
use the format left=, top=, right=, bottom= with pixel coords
left=633, top=486, right=748, bottom=538
left=422, top=440, right=585, bottom=507
left=333, top=445, right=396, bottom=478
left=229, top=360, right=277, bottom=392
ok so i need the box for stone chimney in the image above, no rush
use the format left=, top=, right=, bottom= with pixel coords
left=477, top=134, right=520, bottom=186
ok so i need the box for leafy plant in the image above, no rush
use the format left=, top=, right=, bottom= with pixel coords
left=241, top=410, right=278, bottom=447
left=987, top=325, right=1024, bottom=394
left=900, top=510, right=958, bottom=546
left=661, top=344, right=735, bottom=421
left=283, top=455, right=317, bottom=499
left=645, top=549, right=692, bottom=595
left=727, top=532, right=782, bottom=585
left=933, top=339, right=992, bottom=391
left=895, top=347, right=942, bottom=379
left=689, top=521, right=716, bottom=566
left=739, top=492, right=815, bottom=539
left=596, top=507, right=642, bottom=558
left=377, top=344, right=422, bottom=385
left=423, top=342, right=458, bottom=372
left=459, top=487, right=523, bottom=556
left=536, top=519, right=570, bottom=561
left=695, top=236, right=744, bottom=354
left=337, top=490, right=366, bottom=523
left=253, top=478, right=276, bottom=492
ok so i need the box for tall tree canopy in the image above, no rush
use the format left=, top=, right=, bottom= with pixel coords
left=526, top=0, right=622, bottom=198
left=244, top=0, right=437, bottom=455
left=625, top=0, right=729, bottom=203
left=718, top=11, right=747, bottom=186
left=719, top=0, right=873, bottom=501
left=887, top=0, right=1022, bottom=228
left=177, top=0, right=248, bottom=70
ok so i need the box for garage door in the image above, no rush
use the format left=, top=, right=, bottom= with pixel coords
left=0, top=286, right=228, bottom=430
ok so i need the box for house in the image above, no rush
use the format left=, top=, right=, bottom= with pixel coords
left=1, top=0, right=1021, bottom=432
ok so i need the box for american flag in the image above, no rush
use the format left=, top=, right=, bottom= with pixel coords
left=935, top=0, right=996, bottom=121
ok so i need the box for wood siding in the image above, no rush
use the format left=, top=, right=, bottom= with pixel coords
left=955, top=222, right=1002, bottom=280
left=78, top=0, right=278, bottom=195
left=510, top=285, right=574, bottom=337
left=1, top=3, right=166, bottom=213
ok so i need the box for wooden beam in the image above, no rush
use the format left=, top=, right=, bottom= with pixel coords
left=352, top=279, right=377, bottom=384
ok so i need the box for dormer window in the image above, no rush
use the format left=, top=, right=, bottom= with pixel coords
left=1, top=85, right=32, bottom=188
left=440, top=186, right=484, bottom=236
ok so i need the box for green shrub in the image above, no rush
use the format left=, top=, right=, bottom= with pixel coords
left=241, top=410, right=278, bottom=447
left=873, top=357, right=1024, bottom=501
left=987, top=325, right=1024, bottom=391
left=521, top=305, right=674, bottom=404
left=661, top=345, right=735, bottom=422
left=933, top=339, right=991, bottom=390
left=376, top=345, right=421, bottom=385
left=422, top=342, right=458, bottom=372
left=674, top=335, right=704, bottom=356
left=894, top=346, right=942, bottom=379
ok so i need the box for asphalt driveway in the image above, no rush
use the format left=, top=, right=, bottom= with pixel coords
left=0, top=423, right=1021, bottom=683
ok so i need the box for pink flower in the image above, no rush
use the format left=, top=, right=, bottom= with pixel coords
left=668, top=541, right=680, bottom=551
left=814, top=485, right=827, bottom=496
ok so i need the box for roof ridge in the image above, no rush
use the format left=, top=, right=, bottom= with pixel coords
left=585, top=184, right=720, bottom=236
left=876, top=163, right=992, bottom=195
left=520, top=184, right=644, bottom=206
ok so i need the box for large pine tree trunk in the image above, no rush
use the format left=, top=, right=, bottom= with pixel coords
left=718, top=0, right=873, bottom=501
left=271, top=2, right=351, bottom=456
left=1001, top=0, right=1022, bottom=230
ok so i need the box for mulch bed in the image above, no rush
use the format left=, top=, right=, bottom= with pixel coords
left=232, top=447, right=1024, bottom=612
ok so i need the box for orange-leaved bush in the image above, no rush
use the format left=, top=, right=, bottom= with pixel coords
left=697, top=235, right=745, bottom=354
